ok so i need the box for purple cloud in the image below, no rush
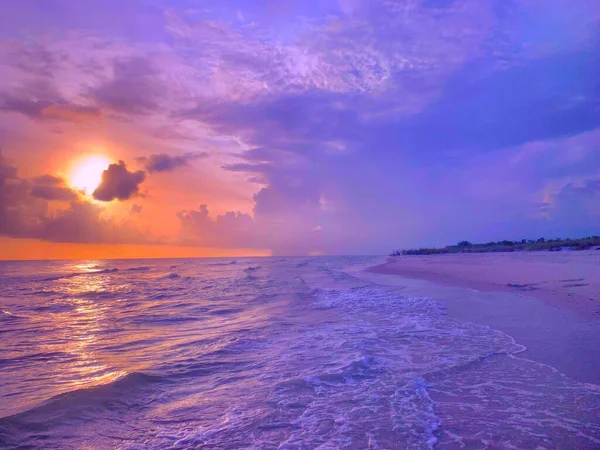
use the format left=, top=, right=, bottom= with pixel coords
left=30, top=174, right=78, bottom=201
left=177, top=205, right=257, bottom=248
left=139, top=152, right=208, bottom=173
left=93, top=161, right=146, bottom=202
left=0, top=79, right=102, bottom=122
left=546, top=178, right=600, bottom=232
left=90, top=57, right=162, bottom=115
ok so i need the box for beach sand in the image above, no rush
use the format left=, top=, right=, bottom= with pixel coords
left=370, top=251, right=600, bottom=318
left=358, top=250, right=600, bottom=384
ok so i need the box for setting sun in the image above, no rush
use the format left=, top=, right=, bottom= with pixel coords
left=69, top=155, right=111, bottom=194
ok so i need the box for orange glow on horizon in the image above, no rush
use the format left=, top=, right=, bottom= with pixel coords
left=0, top=238, right=271, bottom=261
left=69, top=155, right=111, bottom=194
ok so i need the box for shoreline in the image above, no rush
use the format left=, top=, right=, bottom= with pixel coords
left=369, top=251, right=600, bottom=320
left=354, top=251, right=600, bottom=385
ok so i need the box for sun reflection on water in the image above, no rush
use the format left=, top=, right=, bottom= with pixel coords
left=1, top=258, right=276, bottom=418
left=72, top=262, right=104, bottom=272
left=49, top=270, right=123, bottom=390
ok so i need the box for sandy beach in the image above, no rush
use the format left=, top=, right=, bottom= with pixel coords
left=370, top=250, right=600, bottom=319
left=360, top=250, right=600, bottom=384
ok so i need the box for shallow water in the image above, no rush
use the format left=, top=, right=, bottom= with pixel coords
left=0, top=256, right=598, bottom=449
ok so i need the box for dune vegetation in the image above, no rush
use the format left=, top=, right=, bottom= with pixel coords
left=391, top=236, right=600, bottom=256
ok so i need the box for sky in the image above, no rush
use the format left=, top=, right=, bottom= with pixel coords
left=0, top=0, right=599, bottom=259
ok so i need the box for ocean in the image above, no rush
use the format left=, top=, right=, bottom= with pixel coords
left=0, top=256, right=599, bottom=449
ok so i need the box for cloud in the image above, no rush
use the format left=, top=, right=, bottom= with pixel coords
left=139, top=152, right=208, bottom=173
left=39, top=104, right=103, bottom=122
left=177, top=205, right=258, bottom=248
left=162, top=0, right=494, bottom=111
left=176, top=200, right=355, bottom=256
left=566, top=179, right=600, bottom=195
left=2, top=0, right=600, bottom=254
left=90, top=57, right=163, bottom=115
left=92, top=161, right=146, bottom=202
left=30, top=174, right=78, bottom=201
left=549, top=178, right=600, bottom=224
left=5, top=42, right=61, bottom=75
left=130, top=204, right=143, bottom=214
left=0, top=79, right=103, bottom=122
left=0, top=153, right=155, bottom=244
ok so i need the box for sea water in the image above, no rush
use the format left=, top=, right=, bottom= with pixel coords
left=0, top=256, right=598, bottom=449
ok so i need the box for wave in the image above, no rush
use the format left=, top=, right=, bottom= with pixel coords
left=0, top=310, right=23, bottom=321
left=30, top=288, right=61, bottom=297
left=89, top=268, right=119, bottom=275
left=0, top=351, right=73, bottom=367
left=0, top=372, right=161, bottom=423
left=126, top=266, right=150, bottom=272
left=148, top=293, right=178, bottom=300
left=391, top=377, right=441, bottom=449
left=158, top=272, right=180, bottom=280
left=209, top=307, right=244, bottom=316
left=33, top=303, right=77, bottom=313
left=304, top=354, right=380, bottom=387
left=209, top=260, right=237, bottom=266
left=40, top=268, right=119, bottom=282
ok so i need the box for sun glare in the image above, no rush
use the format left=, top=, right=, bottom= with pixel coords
left=70, top=155, right=111, bottom=194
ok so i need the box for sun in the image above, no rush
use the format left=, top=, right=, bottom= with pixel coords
left=69, top=155, right=111, bottom=194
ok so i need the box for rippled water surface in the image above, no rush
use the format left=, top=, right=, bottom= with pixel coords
left=0, top=256, right=599, bottom=449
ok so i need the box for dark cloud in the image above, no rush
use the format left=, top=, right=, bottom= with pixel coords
left=90, top=57, right=162, bottom=115
left=0, top=96, right=52, bottom=120
left=0, top=154, right=34, bottom=238
left=39, top=201, right=143, bottom=244
left=30, top=174, right=78, bottom=201
left=138, top=152, right=208, bottom=173
left=130, top=204, right=143, bottom=214
left=0, top=79, right=59, bottom=118
left=93, top=161, right=146, bottom=202
left=0, top=154, right=18, bottom=180
left=0, top=79, right=103, bottom=122
left=0, top=153, right=154, bottom=244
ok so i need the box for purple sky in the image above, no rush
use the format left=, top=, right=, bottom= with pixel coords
left=1, top=0, right=599, bottom=257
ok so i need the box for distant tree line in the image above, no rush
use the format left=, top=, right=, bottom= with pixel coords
left=390, top=236, right=600, bottom=256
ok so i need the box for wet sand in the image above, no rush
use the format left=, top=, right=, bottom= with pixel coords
left=357, top=251, right=600, bottom=384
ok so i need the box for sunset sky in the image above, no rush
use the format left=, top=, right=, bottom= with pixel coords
left=1, top=0, right=599, bottom=259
